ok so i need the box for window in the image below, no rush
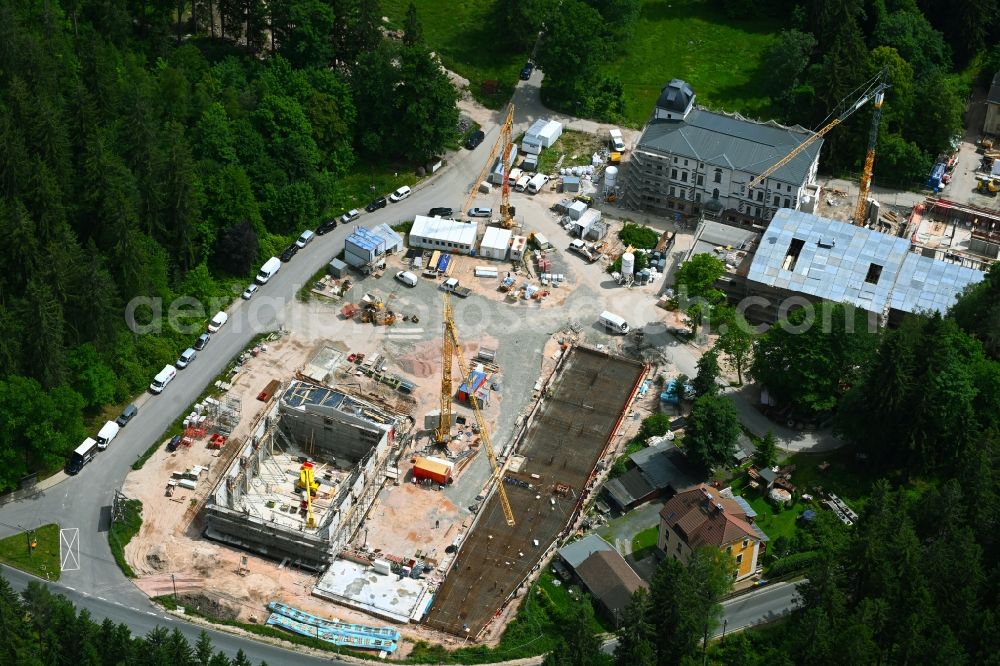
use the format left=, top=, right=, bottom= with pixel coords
left=712, top=188, right=720, bottom=199
left=865, top=263, right=883, bottom=284
left=726, top=546, right=732, bottom=554
left=742, top=539, right=749, bottom=549
left=673, top=156, right=678, bottom=163
left=684, top=159, right=689, bottom=166
left=714, top=169, right=722, bottom=183
left=756, top=191, right=763, bottom=202
left=695, top=192, right=701, bottom=202
left=784, top=198, right=791, bottom=208
left=697, top=175, right=704, bottom=186
left=681, top=172, right=688, bottom=182
left=671, top=168, right=678, bottom=179
left=773, top=195, right=780, bottom=206
left=735, top=554, right=744, bottom=564
left=669, top=186, right=676, bottom=196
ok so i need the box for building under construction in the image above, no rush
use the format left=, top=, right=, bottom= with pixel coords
left=424, top=346, right=647, bottom=637
left=203, top=380, right=403, bottom=568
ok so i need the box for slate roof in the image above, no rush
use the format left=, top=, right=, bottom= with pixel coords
left=558, top=534, right=614, bottom=569
left=629, top=445, right=697, bottom=491
left=656, top=79, right=695, bottom=114
left=659, top=484, right=762, bottom=549
left=575, top=549, right=648, bottom=617
left=604, top=467, right=655, bottom=509
left=746, top=209, right=984, bottom=316
left=636, top=108, right=822, bottom=185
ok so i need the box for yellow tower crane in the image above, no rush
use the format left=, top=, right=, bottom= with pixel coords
left=440, top=293, right=516, bottom=526
left=463, top=105, right=517, bottom=229
left=746, top=71, right=889, bottom=226
left=435, top=295, right=456, bottom=444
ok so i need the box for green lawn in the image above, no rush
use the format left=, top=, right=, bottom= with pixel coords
left=0, top=524, right=61, bottom=581
left=631, top=525, right=659, bottom=557
left=108, top=499, right=143, bottom=578
left=744, top=495, right=805, bottom=543
left=604, top=0, right=782, bottom=126
left=535, top=130, right=605, bottom=174
left=786, top=447, right=880, bottom=514
left=382, top=0, right=523, bottom=108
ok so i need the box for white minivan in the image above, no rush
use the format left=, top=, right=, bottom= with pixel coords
left=207, top=311, right=228, bottom=332
left=389, top=185, right=412, bottom=202
left=395, top=271, right=418, bottom=287
left=514, top=175, right=531, bottom=192
left=527, top=174, right=549, bottom=194
left=150, top=364, right=177, bottom=394
left=256, top=256, right=281, bottom=284
left=96, top=420, right=120, bottom=450
left=295, top=229, right=315, bottom=248
left=599, top=310, right=630, bottom=334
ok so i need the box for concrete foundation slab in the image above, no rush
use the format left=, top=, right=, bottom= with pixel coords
left=313, top=558, right=432, bottom=624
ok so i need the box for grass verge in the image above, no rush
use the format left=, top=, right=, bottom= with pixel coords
left=0, top=524, right=61, bottom=581
left=108, top=500, right=142, bottom=578
left=153, top=595, right=379, bottom=661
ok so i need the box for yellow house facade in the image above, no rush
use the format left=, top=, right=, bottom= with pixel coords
left=658, top=484, right=768, bottom=581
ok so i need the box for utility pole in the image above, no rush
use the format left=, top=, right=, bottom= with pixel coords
left=171, top=573, right=178, bottom=604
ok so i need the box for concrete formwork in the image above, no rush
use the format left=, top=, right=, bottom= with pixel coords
left=424, top=346, right=646, bottom=637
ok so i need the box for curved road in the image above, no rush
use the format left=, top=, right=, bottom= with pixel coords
left=0, top=73, right=821, bottom=661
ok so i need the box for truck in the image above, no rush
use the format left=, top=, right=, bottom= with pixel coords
left=568, top=239, right=599, bottom=263
left=441, top=278, right=472, bottom=298
left=927, top=162, right=947, bottom=190
left=67, top=438, right=99, bottom=474
left=609, top=128, right=626, bottom=152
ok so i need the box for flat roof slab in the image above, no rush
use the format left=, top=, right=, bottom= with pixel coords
left=313, top=559, right=432, bottom=624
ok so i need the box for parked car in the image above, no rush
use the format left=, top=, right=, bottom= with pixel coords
left=166, top=435, right=182, bottom=452
left=115, top=403, right=138, bottom=427
left=207, top=311, right=228, bottom=333
left=366, top=196, right=387, bottom=212
left=193, top=332, right=210, bottom=351
left=280, top=243, right=298, bottom=262
left=428, top=207, right=453, bottom=217
left=340, top=209, right=361, bottom=224
left=316, top=218, right=337, bottom=235
left=389, top=185, right=412, bottom=202
left=520, top=62, right=534, bottom=80
left=395, top=271, right=418, bottom=287
left=242, top=283, right=259, bottom=300
left=295, top=229, right=315, bottom=248
left=176, top=347, right=197, bottom=369
left=465, top=130, right=485, bottom=150
left=468, top=207, right=492, bottom=218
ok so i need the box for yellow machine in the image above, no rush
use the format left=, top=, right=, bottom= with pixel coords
left=463, top=105, right=517, bottom=228
left=978, top=178, right=999, bottom=195
left=297, top=461, right=319, bottom=528
left=747, top=70, right=890, bottom=226
left=440, top=293, right=516, bottom=526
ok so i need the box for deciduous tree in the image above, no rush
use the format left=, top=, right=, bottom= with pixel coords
left=683, top=394, right=741, bottom=471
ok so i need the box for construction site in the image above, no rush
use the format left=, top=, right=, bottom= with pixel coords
left=425, top=346, right=647, bottom=637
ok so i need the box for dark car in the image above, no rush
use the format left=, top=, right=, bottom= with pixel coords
left=116, top=403, right=138, bottom=427
left=520, top=62, right=534, bottom=80
left=316, top=219, right=337, bottom=235
left=464, top=130, right=485, bottom=150
left=166, top=435, right=182, bottom=452
left=194, top=332, right=211, bottom=351
left=428, top=207, right=453, bottom=218
left=280, top=243, right=298, bottom=262
left=366, top=196, right=388, bottom=212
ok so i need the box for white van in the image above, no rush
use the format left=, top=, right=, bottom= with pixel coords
left=150, top=364, right=177, bottom=394
left=176, top=347, right=197, bottom=368
left=395, top=270, right=418, bottom=287
left=609, top=128, right=626, bottom=152
left=389, top=185, right=412, bottom=202
left=527, top=174, right=549, bottom=194
left=600, top=310, right=630, bottom=334
left=207, top=311, right=228, bottom=332
left=507, top=168, right=523, bottom=187
left=256, top=256, right=281, bottom=284
left=514, top=175, right=530, bottom=192
left=295, top=229, right=315, bottom=248
left=96, top=420, right=120, bottom=450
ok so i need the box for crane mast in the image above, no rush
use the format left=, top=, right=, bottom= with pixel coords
left=746, top=73, right=890, bottom=202
left=462, top=105, right=516, bottom=228
left=852, top=87, right=886, bottom=225
left=441, top=294, right=515, bottom=526
left=436, top=295, right=455, bottom=444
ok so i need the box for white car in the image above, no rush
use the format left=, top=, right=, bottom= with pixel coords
left=207, top=311, right=228, bottom=333
left=468, top=207, right=492, bottom=218
left=389, top=185, right=412, bottom=202
left=242, top=284, right=259, bottom=300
